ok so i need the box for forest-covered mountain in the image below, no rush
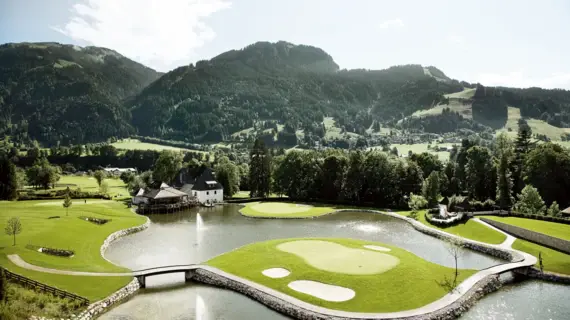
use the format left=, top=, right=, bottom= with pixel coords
left=2, top=40, right=570, bottom=146
left=129, top=41, right=464, bottom=142
left=0, top=42, right=161, bottom=145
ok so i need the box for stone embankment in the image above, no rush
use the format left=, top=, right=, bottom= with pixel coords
left=73, top=279, right=140, bottom=320
left=100, top=216, right=150, bottom=264
left=480, top=218, right=570, bottom=255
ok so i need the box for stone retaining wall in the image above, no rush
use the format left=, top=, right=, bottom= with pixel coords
left=514, top=267, right=570, bottom=284
left=100, top=216, right=151, bottom=264
left=480, top=218, right=570, bottom=255
left=191, top=268, right=502, bottom=320
left=73, top=279, right=140, bottom=320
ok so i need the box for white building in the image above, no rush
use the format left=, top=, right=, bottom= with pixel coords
left=104, top=167, right=137, bottom=176
left=176, top=167, right=223, bottom=205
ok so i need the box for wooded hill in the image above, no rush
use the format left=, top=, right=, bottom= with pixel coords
left=1, top=41, right=570, bottom=146
left=0, top=42, right=161, bottom=145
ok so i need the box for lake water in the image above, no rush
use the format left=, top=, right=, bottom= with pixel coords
left=99, top=205, right=568, bottom=320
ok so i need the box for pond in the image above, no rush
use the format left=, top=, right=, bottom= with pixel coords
left=99, top=205, right=565, bottom=319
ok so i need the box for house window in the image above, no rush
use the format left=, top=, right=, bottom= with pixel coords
left=214, top=191, right=217, bottom=195
left=207, top=191, right=209, bottom=195
left=194, top=192, right=197, bottom=196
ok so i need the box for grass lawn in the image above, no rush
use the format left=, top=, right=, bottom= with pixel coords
left=207, top=238, right=476, bottom=313
left=512, top=240, right=570, bottom=275
left=240, top=202, right=337, bottom=218
left=484, top=216, right=570, bottom=241
left=443, top=88, right=476, bottom=100
left=0, top=200, right=146, bottom=300
left=396, top=211, right=507, bottom=245
left=232, top=191, right=288, bottom=199
left=25, top=175, right=129, bottom=199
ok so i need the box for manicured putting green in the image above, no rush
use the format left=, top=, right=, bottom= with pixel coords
left=207, top=238, right=476, bottom=312
left=240, top=202, right=337, bottom=218
left=277, top=240, right=400, bottom=275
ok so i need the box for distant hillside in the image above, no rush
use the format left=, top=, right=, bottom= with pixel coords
left=129, top=41, right=463, bottom=144
left=2, top=40, right=570, bottom=147
left=0, top=42, right=161, bottom=145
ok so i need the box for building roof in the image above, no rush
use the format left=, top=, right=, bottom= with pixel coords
left=175, top=167, right=223, bottom=191
left=562, top=207, right=570, bottom=215
left=142, top=183, right=188, bottom=199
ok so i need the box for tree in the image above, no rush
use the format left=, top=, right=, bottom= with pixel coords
left=495, top=133, right=514, bottom=208
left=93, top=170, right=107, bottom=187
left=465, top=146, right=495, bottom=201
left=5, top=217, right=22, bottom=246
left=343, top=151, right=365, bottom=201
left=215, top=156, right=240, bottom=197
left=437, top=238, right=465, bottom=292
left=408, top=193, right=428, bottom=220
left=514, top=185, right=546, bottom=215
left=410, top=152, right=443, bottom=178
left=0, top=268, right=6, bottom=302
left=120, top=171, right=135, bottom=185
left=0, top=156, right=18, bottom=200
left=512, top=124, right=532, bottom=194
left=524, top=143, right=570, bottom=208
left=152, top=151, right=183, bottom=184
left=249, top=139, right=271, bottom=197
left=547, top=201, right=561, bottom=217
left=63, top=190, right=72, bottom=216
left=99, top=181, right=110, bottom=196
left=422, top=171, right=440, bottom=207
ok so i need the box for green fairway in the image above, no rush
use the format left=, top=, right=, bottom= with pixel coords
left=512, top=240, right=570, bottom=275
left=207, top=238, right=476, bottom=313
left=58, top=175, right=129, bottom=197
left=240, top=202, right=337, bottom=218
left=397, top=211, right=507, bottom=245
left=0, top=200, right=145, bottom=300
left=484, top=216, right=570, bottom=241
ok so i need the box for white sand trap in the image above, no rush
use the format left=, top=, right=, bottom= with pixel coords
left=277, top=240, right=400, bottom=275
left=288, top=280, right=355, bottom=302
left=250, top=202, right=312, bottom=214
left=363, top=245, right=391, bottom=252
left=262, top=268, right=291, bottom=278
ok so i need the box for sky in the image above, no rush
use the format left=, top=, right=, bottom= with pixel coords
left=1, top=0, right=569, bottom=89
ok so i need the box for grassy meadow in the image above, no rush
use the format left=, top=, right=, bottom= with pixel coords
left=0, top=200, right=146, bottom=300
left=396, top=211, right=507, bottom=245
left=484, top=216, right=570, bottom=241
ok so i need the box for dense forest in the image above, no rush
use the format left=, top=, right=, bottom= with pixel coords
left=0, top=43, right=160, bottom=145
left=2, top=41, right=570, bottom=147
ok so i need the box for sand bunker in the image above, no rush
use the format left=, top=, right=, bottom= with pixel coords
left=250, top=202, right=312, bottom=215
left=277, top=240, right=400, bottom=275
left=288, top=280, right=355, bottom=302
left=363, top=245, right=391, bottom=252
left=262, top=268, right=291, bottom=278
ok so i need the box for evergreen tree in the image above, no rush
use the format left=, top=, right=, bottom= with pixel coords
left=495, top=133, right=514, bottom=208
left=465, top=146, right=495, bottom=201
left=512, top=125, right=532, bottom=194
left=547, top=201, right=561, bottom=217
left=422, top=171, right=440, bottom=207
left=0, top=156, right=18, bottom=200
left=249, top=139, right=271, bottom=197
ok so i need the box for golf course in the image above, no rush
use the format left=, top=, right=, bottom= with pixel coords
left=0, top=200, right=146, bottom=300
left=240, top=202, right=338, bottom=218
left=207, top=237, right=476, bottom=312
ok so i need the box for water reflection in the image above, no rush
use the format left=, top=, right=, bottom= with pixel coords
left=462, top=279, right=570, bottom=320
left=100, top=205, right=511, bottom=320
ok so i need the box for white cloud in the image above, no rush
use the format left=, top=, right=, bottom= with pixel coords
left=477, top=70, right=570, bottom=89
left=378, top=19, right=404, bottom=30
left=53, top=0, right=232, bottom=71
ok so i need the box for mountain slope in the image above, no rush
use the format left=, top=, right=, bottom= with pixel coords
left=0, top=42, right=161, bottom=144
left=129, top=41, right=463, bottom=144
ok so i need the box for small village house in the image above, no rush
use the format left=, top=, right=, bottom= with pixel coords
left=175, top=167, right=223, bottom=205
left=104, top=167, right=137, bottom=176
